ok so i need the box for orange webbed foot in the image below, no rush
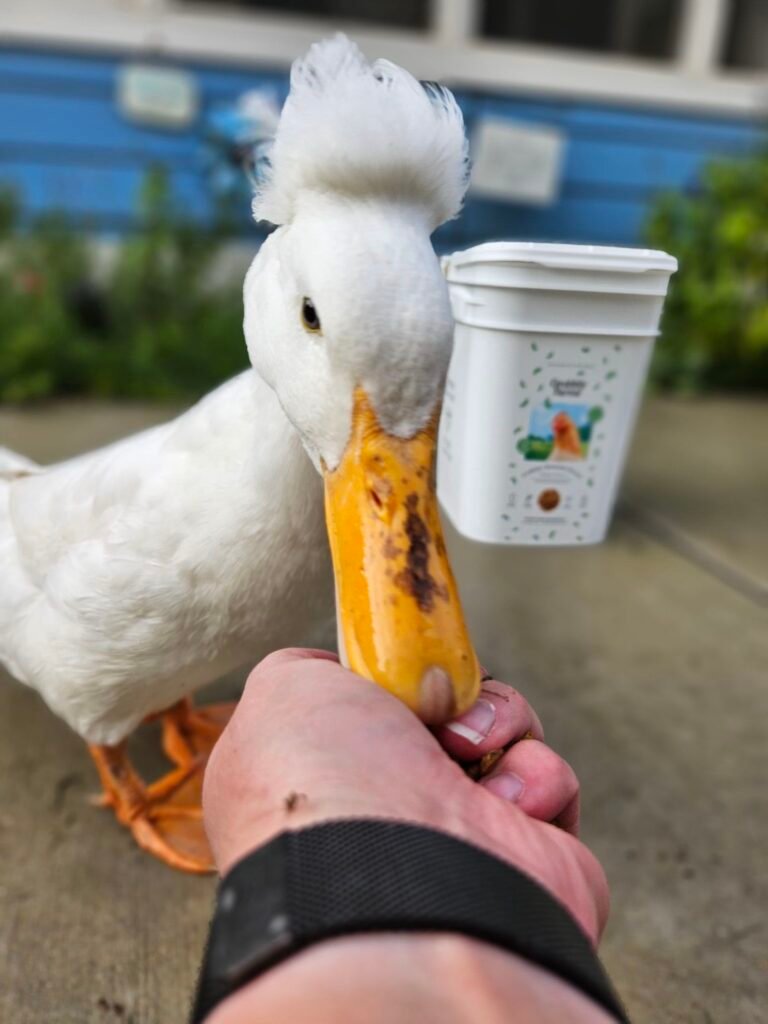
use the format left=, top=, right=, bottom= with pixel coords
left=89, top=699, right=236, bottom=873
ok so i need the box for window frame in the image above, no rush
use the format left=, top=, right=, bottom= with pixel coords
left=478, top=0, right=684, bottom=63
left=1, top=0, right=764, bottom=115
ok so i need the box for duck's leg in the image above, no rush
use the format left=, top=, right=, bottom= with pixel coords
left=88, top=741, right=214, bottom=873
left=158, top=698, right=237, bottom=767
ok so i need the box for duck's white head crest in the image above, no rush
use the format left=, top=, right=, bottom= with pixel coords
left=252, top=33, right=468, bottom=231
left=243, top=36, right=480, bottom=722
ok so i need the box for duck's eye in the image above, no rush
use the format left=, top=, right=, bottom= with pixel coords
left=301, top=297, right=321, bottom=333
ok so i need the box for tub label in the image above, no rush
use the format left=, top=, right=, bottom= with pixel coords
left=437, top=330, right=650, bottom=545
left=501, top=338, right=630, bottom=543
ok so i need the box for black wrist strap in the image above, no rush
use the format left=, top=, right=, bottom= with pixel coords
left=191, top=819, right=628, bottom=1023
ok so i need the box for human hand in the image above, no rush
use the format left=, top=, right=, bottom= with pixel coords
left=203, top=648, right=608, bottom=944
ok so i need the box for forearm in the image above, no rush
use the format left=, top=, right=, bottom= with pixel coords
left=206, top=932, right=617, bottom=1024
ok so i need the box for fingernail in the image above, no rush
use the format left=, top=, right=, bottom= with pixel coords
left=483, top=772, right=525, bottom=802
left=419, top=667, right=456, bottom=724
left=445, top=698, right=496, bottom=745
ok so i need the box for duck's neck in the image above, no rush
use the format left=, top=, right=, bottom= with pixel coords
left=247, top=368, right=322, bottom=496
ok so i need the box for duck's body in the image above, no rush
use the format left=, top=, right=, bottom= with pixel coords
left=0, top=34, right=480, bottom=872
left=0, top=369, right=332, bottom=745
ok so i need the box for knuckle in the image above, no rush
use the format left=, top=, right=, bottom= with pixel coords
left=255, top=647, right=302, bottom=673
left=244, top=647, right=304, bottom=695
left=534, top=743, right=579, bottom=796
left=554, top=754, right=579, bottom=795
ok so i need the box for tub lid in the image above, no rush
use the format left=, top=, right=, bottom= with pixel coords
left=444, top=241, right=677, bottom=276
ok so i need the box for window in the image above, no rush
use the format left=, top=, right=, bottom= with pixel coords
left=723, top=0, right=768, bottom=70
left=480, top=0, right=683, bottom=61
left=177, top=0, right=430, bottom=31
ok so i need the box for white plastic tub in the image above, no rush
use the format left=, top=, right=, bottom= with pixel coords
left=437, top=242, right=677, bottom=546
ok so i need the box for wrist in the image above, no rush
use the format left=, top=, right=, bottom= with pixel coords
left=205, top=778, right=464, bottom=877
left=206, top=798, right=603, bottom=945
left=206, top=932, right=617, bottom=1024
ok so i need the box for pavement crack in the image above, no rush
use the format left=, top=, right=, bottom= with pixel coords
left=50, top=771, right=83, bottom=813
left=617, top=501, right=768, bottom=607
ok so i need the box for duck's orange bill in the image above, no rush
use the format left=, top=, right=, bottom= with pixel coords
left=323, top=388, right=481, bottom=723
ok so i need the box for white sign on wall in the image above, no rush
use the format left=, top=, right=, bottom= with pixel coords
left=470, top=116, right=565, bottom=205
left=117, top=64, right=198, bottom=129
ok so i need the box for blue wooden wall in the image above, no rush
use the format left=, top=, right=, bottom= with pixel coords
left=0, top=46, right=762, bottom=251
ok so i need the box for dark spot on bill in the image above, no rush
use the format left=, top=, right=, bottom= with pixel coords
left=394, top=493, right=448, bottom=612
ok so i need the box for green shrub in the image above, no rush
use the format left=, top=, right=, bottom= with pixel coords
left=646, top=148, right=768, bottom=392
left=0, top=169, right=248, bottom=403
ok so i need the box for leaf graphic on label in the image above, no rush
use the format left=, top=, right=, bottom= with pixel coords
left=581, top=346, right=591, bottom=353
left=520, top=398, right=529, bottom=408
left=514, top=426, right=522, bottom=434
left=501, top=513, right=510, bottom=521
left=547, top=351, right=555, bottom=359
left=605, top=370, right=617, bottom=380
left=520, top=380, right=527, bottom=388
left=531, top=342, right=539, bottom=351
left=532, top=367, right=542, bottom=375
left=544, top=398, right=552, bottom=408
left=549, top=530, right=556, bottom=539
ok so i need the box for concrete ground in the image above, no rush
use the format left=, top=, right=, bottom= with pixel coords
left=0, top=395, right=765, bottom=1024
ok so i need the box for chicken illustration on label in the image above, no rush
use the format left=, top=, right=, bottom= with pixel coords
left=517, top=402, right=604, bottom=462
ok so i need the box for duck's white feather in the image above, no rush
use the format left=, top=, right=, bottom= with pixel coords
left=0, top=372, right=332, bottom=744
left=0, top=447, right=39, bottom=478
left=253, top=34, right=469, bottom=230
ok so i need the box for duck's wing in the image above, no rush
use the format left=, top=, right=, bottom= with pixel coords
left=8, top=420, right=171, bottom=588
left=0, top=373, right=258, bottom=695
left=8, top=372, right=255, bottom=587
left=0, top=447, right=40, bottom=478
left=0, top=408, right=184, bottom=692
